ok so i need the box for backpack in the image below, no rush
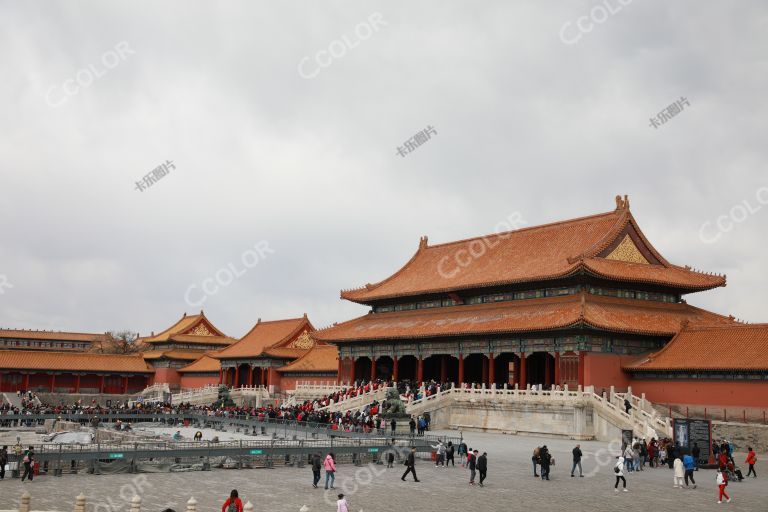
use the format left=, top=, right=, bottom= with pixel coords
left=614, top=466, right=620, bottom=474
left=227, top=501, right=238, bottom=512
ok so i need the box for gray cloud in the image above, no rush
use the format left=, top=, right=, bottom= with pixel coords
left=0, top=0, right=766, bottom=337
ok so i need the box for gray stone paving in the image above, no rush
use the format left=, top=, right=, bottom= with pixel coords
left=0, top=430, right=764, bottom=512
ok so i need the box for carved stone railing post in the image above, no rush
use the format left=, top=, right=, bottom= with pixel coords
left=130, top=495, right=141, bottom=512
left=186, top=497, right=197, bottom=512
left=74, top=493, right=86, bottom=512
left=19, top=492, right=31, bottom=512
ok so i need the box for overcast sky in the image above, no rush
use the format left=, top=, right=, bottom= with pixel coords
left=1, top=1, right=766, bottom=339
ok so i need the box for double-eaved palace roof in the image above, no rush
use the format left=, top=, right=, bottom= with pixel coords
left=340, top=196, right=725, bottom=304
left=313, top=293, right=735, bottom=343
left=625, top=323, right=768, bottom=372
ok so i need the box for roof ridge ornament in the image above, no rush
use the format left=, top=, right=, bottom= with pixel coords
left=615, top=194, right=630, bottom=210
left=419, top=236, right=429, bottom=250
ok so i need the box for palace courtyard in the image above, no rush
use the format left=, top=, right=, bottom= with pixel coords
left=0, top=430, right=762, bottom=512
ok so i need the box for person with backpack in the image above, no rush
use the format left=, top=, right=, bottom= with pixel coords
left=446, top=441, right=455, bottom=467
left=716, top=469, right=731, bottom=504
left=745, top=446, right=757, bottom=478
left=0, top=445, right=7, bottom=480
left=458, top=441, right=468, bottom=467
left=614, top=456, right=627, bottom=492
left=20, top=446, right=34, bottom=482
left=477, top=452, right=488, bottom=487
left=311, top=453, right=322, bottom=488
left=221, top=490, right=242, bottom=512
left=324, top=452, right=336, bottom=490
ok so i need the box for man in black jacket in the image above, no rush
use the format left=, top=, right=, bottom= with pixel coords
left=539, top=445, right=551, bottom=481
left=571, top=444, right=583, bottom=477
left=311, top=453, right=322, bottom=488
left=477, top=452, right=488, bottom=487
left=401, top=448, right=419, bottom=482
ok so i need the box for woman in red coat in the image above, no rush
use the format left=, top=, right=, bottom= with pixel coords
left=221, top=490, right=243, bottom=512
left=745, top=447, right=757, bottom=478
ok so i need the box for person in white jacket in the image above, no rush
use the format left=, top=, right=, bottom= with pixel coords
left=673, top=457, right=685, bottom=488
left=614, top=456, right=628, bottom=492
left=716, top=470, right=731, bottom=504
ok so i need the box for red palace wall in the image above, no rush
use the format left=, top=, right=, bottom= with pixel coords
left=153, top=368, right=182, bottom=387
left=583, top=352, right=633, bottom=391
left=180, top=373, right=219, bottom=389
left=628, top=379, right=768, bottom=408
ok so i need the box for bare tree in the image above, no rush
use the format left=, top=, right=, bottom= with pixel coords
left=91, top=330, right=143, bottom=354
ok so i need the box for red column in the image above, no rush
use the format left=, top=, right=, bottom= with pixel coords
left=458, top=354, right=464, bottom=385
left=488, top=353, right=495, bottom=386
left=481, top=357, right=488, bottom=384
left=578, top=351, right=586, bottom=387
left=544, top=354, right=552, bottom=387
left=266, top=368, right=273, bottom=387
left=99, top=375, right=105, bottom=394
left=263, top=368, right=269, bottom=387
left=417, top=357, right=424, bottom=384
left=440, top=356, right=448, bottom=383
left=75, top=374, right=81, bottom=393
left=519, top=353, right=527, bottom=387
left=247, top=365, right=253, bottom=386
left=219, top=369, right=223, bottom=384
left=122, top=376, right=129, bottom=394
left=49, top=374, right=55, bottom=392
left=370, top=357, right=377, bottom=381
left=392, top=356, right=399, bottom=382
left=234, top=366, right=240, bottom=388
left=554, top=352, right=561, bottom=386
left=337, top=358, right=343, bottom=384
left=22, top=374, right=29, bottom=391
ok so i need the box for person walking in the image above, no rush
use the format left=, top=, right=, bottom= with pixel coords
left=673, top=456, right=685, bottom=488
left=434, top=441, right=446, bottom=467
left=532, top=446, right=541, bottom=477
left=390, top=418, right=397, bottom=436
left=221, top=490, right=243, bottom=512
left=614, top=456, right=627, bottom=492
left=716, top=469, right=731, bottom=504
left=20, top=446, right=34, bottom=482
left=571, top=444, right=583, bottom=477
left=683, top=452, right=697, bottom=488
left=409, top=417, right=416, bottom=437
left=539, top=445, right=551, bottom=481
left=311, top=453, right=322, bottom=488
left=477, top=452, right=488, bottom=487
left=0, top=445, right=7, bottom=480
left=401, top=447, right=419, bottom=482
left=446, top=441, right=455, bottom=467
left=324, top=452, right=336, bottom=490
left=459, top=441, right=468, bottom=467
left=468, top=449, right=478, bottom=485
left=745, top=447, right=757, bottom=478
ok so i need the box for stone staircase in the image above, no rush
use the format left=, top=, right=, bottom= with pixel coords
left=2, top=392, right=24, bottom=409
left=405, top=384, right=671, bottom=441
left=316, top=385, right=392, bottom=413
